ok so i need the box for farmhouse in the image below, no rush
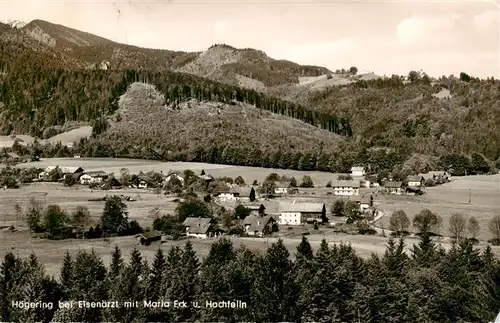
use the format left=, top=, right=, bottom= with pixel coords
left=349, top=194, right=374, bottom=212
left=242, top=215, right=277, bottom=237
left=385, top=181, right=404, bottom=195
left=407, top=175, right=424, bottom=187
left=419, top=171, right=451, bottom=184
left=183, top=217, right=220, bottom=239
left=245, top=204, right=266, bottom=217
left=331, top=180, right=360, bottom=196
left=39, top=166, right=84, bottom=181
left=274, top=182, right=290, bottom=195
left=164, top=171, right=185, bottom=186
left=216, top=187, right=256, bottom=202
left=351, top=166, right=366, bottom=178
left=137, top=175, right=156, bottom=189
left=278, top=202, right=327, bottom=225
left=135, top=230, right=162, bottom=246
left=80, top=171, right=108, bottom=185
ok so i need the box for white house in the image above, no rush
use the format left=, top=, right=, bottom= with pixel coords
left=216, top=187, right=256, bottom=202
left=349, top=195, right=374, bottom=212
left=138, top=180, right=149, bottom=189
left=351, top=166, right=366, bottom=178
left=331, top=180, right=360, bottom=196
left=407, top=175, right=424, bottom=187
left=183, top=217, right=222, bottom=238
left=274, top=182, right=290, bottom=195
left=80, top=171, right=108, bottom=185
left=278, top=202, right=326, bottom=226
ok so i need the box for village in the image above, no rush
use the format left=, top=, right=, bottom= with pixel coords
left=0, top=159, right=453, bottom=246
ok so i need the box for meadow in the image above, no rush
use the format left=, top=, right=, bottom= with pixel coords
left=375, top=174, right=500, bottom=241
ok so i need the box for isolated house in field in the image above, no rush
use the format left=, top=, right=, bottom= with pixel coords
left=278, top=202, right=327, bottom=225
left=407, top=175, right=424, bottom=187
left=246, top=204, right=266, bottom=217
left=385, top=181, right=403, bottom=195
left=135, top=230, right=162, bottom=246
left=242, top=215, right=277, bottom=237
left=331, top=180, right=360, bottom=196
left=351, top=166, right=366, bottom=178
left=183, top=217, right=220, bottom=239
left=80, top=171, right=108, bottom=185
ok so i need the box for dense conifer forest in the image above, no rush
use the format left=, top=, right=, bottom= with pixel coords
left=1, top=236, right=500, bottom=322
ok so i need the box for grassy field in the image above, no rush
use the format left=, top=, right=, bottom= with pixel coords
left=42, top=125, right=92, bottom=146
left=17, top=157, right=341, bottom=186
left=0, top=183, right=178, bottom=228
left=375, top=174, right=500, bottom=241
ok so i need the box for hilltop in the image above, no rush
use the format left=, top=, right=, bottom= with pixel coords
left=86, top=82, right=344, bottom=164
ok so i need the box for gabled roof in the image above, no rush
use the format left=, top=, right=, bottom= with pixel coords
left=245, top=204, right=266, bottom=211
left=6, top=152, right=20, bottom=159
left=407, top=175, right=424, bottom=182
left=279, top=202, right=325, bottom=213
left=60, top=166, right=84, bottom=174
left=198, top=174, right=213, bottom=181
left=275, top=182, right=290, bottom=189
left=135, top=230, right=162, bottom=240
left=385, top=181, right=403, bottom=188
left=364, top=175, right=377, bottom=182
left=331, top=180, right=360, bottom=188
left=166, top=170, right=185, bottom=178
left=183, top=217, right=212, bottom=234
left=351, top=166, right=365, bottom=172
left=84, top=171, right=108, bottom=177
left=226, top=186, right=254, bottom=197
left=242, top=215, right=275, bottom=233
left=44, top=166, right=59, bottom=173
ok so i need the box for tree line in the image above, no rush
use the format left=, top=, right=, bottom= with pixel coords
left=1, top=234, right=500, bottom=322
left=0, top=66, right=352, bottom=137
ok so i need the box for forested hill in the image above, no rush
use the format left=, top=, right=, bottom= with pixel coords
left=0, top=67, right=351, bottom=137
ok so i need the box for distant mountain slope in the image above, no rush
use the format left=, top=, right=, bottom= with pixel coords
left=4, top=20, right=331, bottom=86
left=176, top=44, right=332, bottom=87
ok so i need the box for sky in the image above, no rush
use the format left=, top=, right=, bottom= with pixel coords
left=0, top=0, right=498, bottom=79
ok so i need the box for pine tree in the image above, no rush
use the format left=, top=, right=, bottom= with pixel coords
left=109, top=245, right=124, bottom=278
left=147, top=248, right=166, bottom=301
left=200, top=238, right=235, bottom=321
left=411, top=233, right=440, bottom=267
left=251, top=239, right=299, bottom=322
left=177, top=241, right=200, bottom=320
left=60, top=251, right=74, bottom=298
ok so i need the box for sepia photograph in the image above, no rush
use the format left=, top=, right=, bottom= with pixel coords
left=0, top=0, right=499, bottom=321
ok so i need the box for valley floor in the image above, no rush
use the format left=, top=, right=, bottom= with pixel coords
left=1, top=158, right=499, bottom=276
